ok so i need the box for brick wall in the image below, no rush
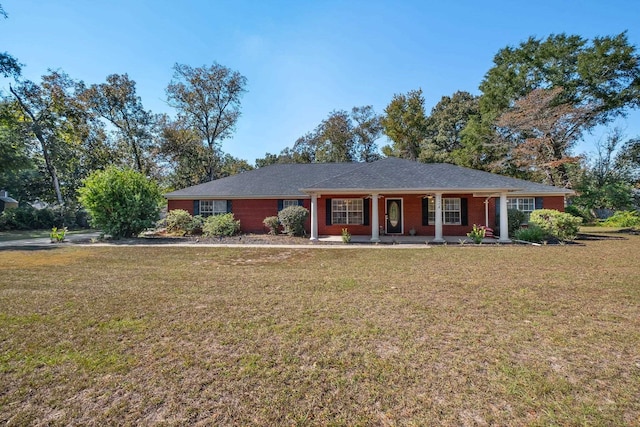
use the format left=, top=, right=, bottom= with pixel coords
left=168, top=195, right=565, bottom=236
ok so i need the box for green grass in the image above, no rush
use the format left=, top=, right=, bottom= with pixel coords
left=1, top=230, right=639, bottom=425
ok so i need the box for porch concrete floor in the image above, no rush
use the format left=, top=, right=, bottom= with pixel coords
left=317, top=235, right=506, bottom=244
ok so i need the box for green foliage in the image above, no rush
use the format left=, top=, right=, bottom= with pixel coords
left=529, top=209, right=582, bottom=241
left=166, top=62, right=248, bottom=182
left=480, top=32, right=640, bottom=122
left=81, top=73, right=158, bottom=175
left=165, top=209, right=203, bottom=235
left=277, top=205, right=309, bottom=236
left=381, top=89, right=428, bottom=160
left=466, top=224, right=486, bottom=244
left=49, top=226, right=67, bottom=243
left=78, top=167, right=162, bottom=238
left=514, top=225, right=546, bottom=243
left=572, top=129, right=636, bottom=211
left=263, top=216, right=280, bottom=235
left=341, top=228, right=352, bottom=243
left=0, top=100, right=32, bottom=173
left=468, top=32, right=640, bottom=184
left=507, top=208, right=527, bottom=237
left=420, top=91, right=480, bottom=164
left=0, top=205, right=82, bottom=231
left=202, top=213, right=240, bottom=237
left=564, top=205, right=592, bottom=224
left=166, top=209, right=194, bottom=234
left=602, top=210, right=640, bottom=227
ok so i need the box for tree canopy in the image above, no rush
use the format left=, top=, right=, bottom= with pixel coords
left=255, top=106, right=382, bottom=166
left=166, top=63, right=247, bottom=182
left=381, top=89, right=427, bottom=161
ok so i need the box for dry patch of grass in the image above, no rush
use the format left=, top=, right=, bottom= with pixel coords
left=1, top=232, right=639, bottom=425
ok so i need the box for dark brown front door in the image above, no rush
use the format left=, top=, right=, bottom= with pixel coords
left=386, top=199, right=402, bottom=234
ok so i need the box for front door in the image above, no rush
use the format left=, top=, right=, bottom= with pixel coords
left=386, top=199, right=402, bottom=234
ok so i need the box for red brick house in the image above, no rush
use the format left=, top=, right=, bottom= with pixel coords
left=165, top=157, right=573, bottom=242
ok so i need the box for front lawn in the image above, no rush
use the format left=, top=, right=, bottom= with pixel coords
left=1, top=231, right=639, bottom=425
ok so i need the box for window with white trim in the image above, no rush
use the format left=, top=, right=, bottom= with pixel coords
left=331, top=199, right=363, bottom=225
left=507, top=197, right=535, bottom=222
left=428, top=198, right=461, bottom=225
left=282, top=200, right=299, bottom=209
left=200, top=200, right=228, bottom=217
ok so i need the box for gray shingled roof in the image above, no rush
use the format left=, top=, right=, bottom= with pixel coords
left=165, top=163, right=360, bottom=198
left=164, top=157, right=573, bottom=198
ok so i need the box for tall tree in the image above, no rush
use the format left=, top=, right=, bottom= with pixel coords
left=465, top=32, right=640, bottom=177
left=495, top=87, right=594, bottom=186
left=280, top=106, right=383, bottom=164
left=81, top=74, right=157, bottom=174
left=314, top=110, right=355, bottom=163
left=480, top=32, right=640, bottom=121
left=381, top=89, right=428, bottom=160
left=351, top=105, right=382, bottom=162
left=8, top=72, right=87, bottom=204
left=166, top=63, right=247, bottom=181
left=420, top=91, right=479, bottom=164
left=158, top=116, right=209, bottom=189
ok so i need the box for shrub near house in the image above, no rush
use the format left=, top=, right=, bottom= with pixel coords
left=202, top=213, right=240, bottom=237
left=528, top=209, right=582, bottom=241
left=78, top=167, right=162, bottom=238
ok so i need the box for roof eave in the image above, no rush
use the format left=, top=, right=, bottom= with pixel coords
left=165, top=194, right=310, bottom=200
left=300, top=187, right=523, bottom=194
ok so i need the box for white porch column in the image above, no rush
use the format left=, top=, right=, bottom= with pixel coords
left=310, top=193, right=318, bottom=242
left=499, top=192, right=510, bottom=242
left=370, top=194, right=380, bottom=243
left=433, top=192, right=444, bottom=243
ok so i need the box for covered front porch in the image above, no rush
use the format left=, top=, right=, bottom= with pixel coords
left=307, top=191, right=512, bottom=243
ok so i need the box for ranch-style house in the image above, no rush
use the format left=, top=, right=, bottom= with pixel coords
left=165, top=157, right=573, bottom=242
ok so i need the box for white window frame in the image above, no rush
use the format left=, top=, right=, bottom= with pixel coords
left=331, top=199, right=364, bottom=225
left=200, top=200, right=228, bottom=217
left=428, top=197, right=461, bottom=225
left=507, top=197, right=535, bottom=222
left=282, top=200, right=299, bottom=209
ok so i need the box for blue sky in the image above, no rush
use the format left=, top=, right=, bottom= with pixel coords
left=2, top=0, right=640, bottom=164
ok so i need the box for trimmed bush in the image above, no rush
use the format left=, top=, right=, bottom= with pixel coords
left=278, top=205, right=309, bottom=236
left=602, top=210, right=640, bottom=227
left=263, top=216, right=280, bottom=235
left=202, top=213, right=240, bottom=237
left=507, top=208, right=526, bottom=237
left=166, top=209, right=194, bottom=233
left=514, top=225, right=546, bottom=243
left=190, top=215, right=204, bottom=235
left=529, top=209, right=582, bottom=241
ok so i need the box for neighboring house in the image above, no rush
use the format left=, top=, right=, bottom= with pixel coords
left=165, top=157, right=573, bottom=242
left=0, top=190, right=18, bottom=213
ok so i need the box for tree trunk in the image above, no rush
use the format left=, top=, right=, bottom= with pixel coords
left=10, top=86, right=64, bottom=205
